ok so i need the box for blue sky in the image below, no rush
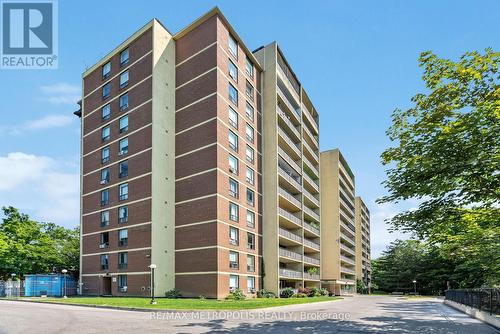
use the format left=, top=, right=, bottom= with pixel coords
left=0, top=0, right=498, bottom=257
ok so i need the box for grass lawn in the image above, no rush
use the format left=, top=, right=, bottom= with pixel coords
left=24, top=296, right=342, bottom=310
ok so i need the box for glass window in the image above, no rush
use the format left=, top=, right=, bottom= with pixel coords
left=246, top=167, right=254, bottom=185
left=102, top=62, right=111, bottom=78
left=229, top=274, right=239, bottom=291
left=119, top=115, right=129, bottom=133
left=229, top=84, right=238, bottom=105
left=118, top=205, right=128, bottom=223
left=245, top=57, right=254, bottom=78
left=229, top=178, right=238, bottom=198
left=118, top=229, right=128, bottom=246
left=101, top=189, right=109, bottom=206
left=119, top=70, right=129, bottom=88
left=229, top=202, right=239, bottom=222
left=119, top=138, right=128, bottom=155
left=247, top=232, right=255, bottom=250
left=101, top=126, right=110, bottom=142
left=119, top=160, right=128, bottom=178
left=118, top=275, right=127, bottom=291
left=247, top=276, right=255, bottom=292
left=247, top=189, right=255, bottom=206
left=100, top=232, right=109, bottom=246
left=100, top=254, right=109, bottom=270
left=245, top=102, right=254, bottom=121
left=118, top=252, right=128, bottom=269
left=229, top=226, right=239, bottom=245
left=119, top=183, right=128, bottom=201
left=102, top=83, right=111, bottom=99
left=228, top=34, right=238, bottom=58
left=228, top=131, right=238, bottom=152
left=228, top=60, right=238, bottom=82
left=119, top=93, right=129, bottom=111
left=246, top=211, right=255, bottom=228
left=246, top=145, right=254, bottom=163
left=228, top=154, right=238, bottom=175
left=247, top=255, right=255, bottom=272
left=101, top=211, right=109, bottom=227
left=229, top=251, right=239, bottom=269
left=102, top=104, right=111, bottom=120
left=101, top=168, right=110, bottom=184
left=245, top=81, right=254, bottom=101
left=245, top=124, right=254, bottom=143
left=101, top=147, right=110, bottom=164
left=228, top=107, right=238, bottom=128
left=120, top=48, right=129, bottom=66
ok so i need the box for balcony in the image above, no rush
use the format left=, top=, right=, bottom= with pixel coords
left=341, top=266, right=356, bottom=275
left=303, top=172, right=319, bottom=193
left=277, top=86, right=300, bottom=124
left=339, top=164, right=355, bottom=190
left=303, top=272, right=320, bottom=281
left=303, top=238, right=320, bottom=251
left=340, top=210, right=356, bottom=231
left=278, top=166, right=301, bottom=192
left=279, top=227, right=302, bottom=244
left=279, top=268, right=302, bottom=279
left=303, top=139, right=319, bottom=164
left=303, top=255, right=320, bottom=266
left=278, top=126, right=301, bottom=159
left=278, top=187, right=301, bottom=210
left=339, top=196, right=355, bottom=218
left=277, top=62, right=300, bottom=101
left=278, top=208, right=302, bottom=228
left=341, top=255, right=356, bottom=266
left=340, top=232, right=356, bottom=247
left=302, top=123, right=319, bottom=150
left=303, top=206, right=320, bottom=223
left=279, top=247, right=302, bottom=262
left=278, top=147, right=301, bottom=174
left=301, top=103, right=319, bottom=135
left=303, top=188, right=320, bottom=208
left=303, top=158, right=319, bottom=179
left=303, top=221, right=320, bottom=236
left=340, top=243, right=356, bottom=256
left=277, top=106, right=301, bottom=141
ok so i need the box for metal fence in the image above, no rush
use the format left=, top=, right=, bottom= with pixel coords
left=445, top=289, right=499, bottom=315
left=0, top=280, right=24, bottom=298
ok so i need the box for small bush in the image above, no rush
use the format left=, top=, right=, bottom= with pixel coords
left=198, top=295, right=206, bottom=300
left=165, top=288, right=181, bottom=299
left=226, top=288, right=246, bottom=300
left=292, top=293, right=308, bottom=298
left=308, top=287, right=322, bottom=297
left=298, top=287, right=312, bottom=296
left=257, top=289, right=276, bottom=298
left=280, top=287, right=295, bottom=298
left=319, top=288, right=329, bottom=296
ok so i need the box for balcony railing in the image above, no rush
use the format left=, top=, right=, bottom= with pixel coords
left=303, top=221, right=320, bottom=236
left=304, top=238, right=320, bottom=251
left=279, top=268, right=302, bottom=279
left=279, top=247, right=302, bottom=261
left=303, top=158, right=319, bottom=178
left=341, top=266, right=356, bottom=275
left=278, top=126, right=301, bottom=158
left=340, top=243, right=356, bottom=256
left=277, top=86, right=300, bottom=122
left=277, top=106, right=301, bottom=140
left=303, top=255, right=320, bottom=265
left=278, top=166, right=301, bottom=191
left=301, top=103, right=319, bottom=134
left=303, top=206, right=320, bottom=223
left=341, top=255, right=356, bottom=266
left=302, top=123, right=319, bottom=150
left=279, top=227, right=302, bottom=243
left=340, top=210, right=356, bottom=232
left=340, top=230, right=356, bottom=247
left=303, top=272, right=320, bottom=280
left=278, top=187, right=301, bottom=209
left=303, top=172, right=319, bottom=193
left=278, top=147, right=301, bottom=175
left=278, top=208, right=302, bottom=227
left=303, top=139, right=319, bottom=163
left=303, top=188, right=320, bottom=208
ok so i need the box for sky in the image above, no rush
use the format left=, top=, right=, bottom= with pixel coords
left=0, top=0, right=498, bottom=258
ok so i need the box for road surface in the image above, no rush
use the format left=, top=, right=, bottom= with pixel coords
left=0, top=296, right=497, bottom=333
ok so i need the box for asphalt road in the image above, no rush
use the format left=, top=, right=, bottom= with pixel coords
left=0, top=296, right=497, bottom=333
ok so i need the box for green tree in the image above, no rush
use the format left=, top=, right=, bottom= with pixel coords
left=379, top=49, right=500, bottom=287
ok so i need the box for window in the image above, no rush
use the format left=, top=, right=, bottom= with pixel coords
left=229, top=226, right=239, bottom=245
left=101, top=126, right=110, bottom=142
left=101, top=168, right=110, bottom=184
left=101, top=147, right=110, bottom=164
left=228, top=131, right=238, bottom=152
left=229, top=274, right=239, bottom=292
left=228, top=84, right=238, bottom=106
left=245, top=57, right=254, bottom=78
left=229, top=251, right=239, bottom=269
left=118, top=252, right=128, bottom=269
left=246, top=167, right=254, bottom=185
left=246, top=211, right=255, bottom=228
left=102, top=62, right=111, bottom=79
left=118, top=274, right=128, bottom=292
left=119, top=160, right=128, bottom=178
left=229, top=202, right=239, bottom=222
left=245, top=102, right=254, bottom=121
left=247, top=276, right=255, bottom=292
left=245, top=124, right=254, bottom=143
left=247, top=255, right=255, bottom=272
left=228, top=154, right=238, bottom=175
left=101, top=189, right=109, bottom=206
left=247, top=232, right=255, bottom=250
left=228, top=34, right=238, bottom=58
left=119, top=183, right=128, bottom=201
left=118, top=229, right=128, bottom=246
left=119, top=115, right=129, bottom=133
left=119, top=138, right=128, bottom=155
left=102, top=83, right=111, bottom=99
left=119, top=93, right=129, bottom=111
left=245, top=81, right=254, bottom=101
left=246, top=145, right=254, bottom=163
left=100, top=232, right=109, bottom=248
left=229, top=178, right=239, bottom=198
left=228, top=107, right=238, bottom=129
left=120, top=48, right=129, bottom=66
left=102, top=104, right=111, bottom=120
left=101, top=211, right=109, bottom=227
left=100, top=254, right=109, bottom=270
left=228, top=60, right=238, bottom=82
left=118, top=205, right=128, bottom=223
left=247, top=189, right=255, bottom=206
left=119, top=70, right=129, bottom=88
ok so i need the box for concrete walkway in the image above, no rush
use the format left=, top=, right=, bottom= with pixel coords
left=0, top=295, right=497, bottom=333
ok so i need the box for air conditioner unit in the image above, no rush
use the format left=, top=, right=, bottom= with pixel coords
left=100, top=180, right=107, bottom=185
left=120, top=286, right=128, bottom=292
left=229, top=167, right=236, bottom=174
left=99, top=243, right=108, bottom=249
left=118, top=151, right=123, bottom=156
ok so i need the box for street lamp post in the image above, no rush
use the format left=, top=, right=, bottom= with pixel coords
left=412, top=280, right=417, bottom=295
left=62, top=269, right=68, bottom=298
left=148, top=264, right=157, bottom=305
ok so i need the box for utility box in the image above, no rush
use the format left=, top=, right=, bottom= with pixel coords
left=24, top=274, right=77, bottom=297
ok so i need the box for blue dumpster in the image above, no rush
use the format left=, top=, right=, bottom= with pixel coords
left=24, top=274, right=77, bottom=297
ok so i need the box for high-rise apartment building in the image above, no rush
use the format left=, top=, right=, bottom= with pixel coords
left=355, top=197, right=372, bottom=289
left=320, top=149, right=357, bottom=295
left=254, top=44, right=321, bottom=294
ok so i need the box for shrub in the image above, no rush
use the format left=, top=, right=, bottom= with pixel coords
left=308, top=287, right=322, bottom=297
left=307, top=267, right=319, bottom=275
left=298, top=287, right=312, bottom=296
left=280, top=287, right=295, bottom=298
left=319, top=288, right=329, bottom=296
left=257, top=289, right=276, bottom=298
left=292, top=293, right=308, bottom=298
left=198, top=295, right=206, bottom=300
left=165, top=288, right=181, bottom=299
left=226, top=288, right=246, bottom=300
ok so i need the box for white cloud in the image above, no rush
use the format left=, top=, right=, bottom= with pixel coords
left=40, top=83, right=81, bottom=105
left=0, top=152, right=79, bottom=228
left=24, top=114, right=74, bottom=130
